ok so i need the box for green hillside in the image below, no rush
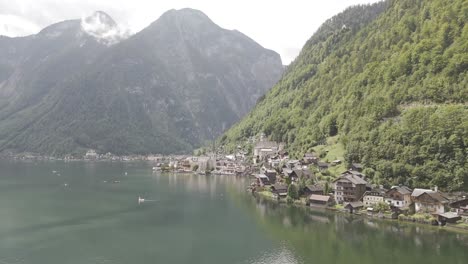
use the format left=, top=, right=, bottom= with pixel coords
left=221, top=0, right=467, bottom=190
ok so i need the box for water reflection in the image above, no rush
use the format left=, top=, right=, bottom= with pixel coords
left=237, top=195, right=468, bottom=264
left=160, top=172, right=249, bottom=196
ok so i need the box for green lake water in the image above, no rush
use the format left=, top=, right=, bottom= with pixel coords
left=0, top=161, right=467, bottom=264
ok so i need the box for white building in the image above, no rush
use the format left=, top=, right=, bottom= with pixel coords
left=85, top=149, right=98, bottom=159
left=384, top=186, right=412, bottom=208
left=411, top=188, right=449, bottom=214
left=363, top=188, right=387, bottom=207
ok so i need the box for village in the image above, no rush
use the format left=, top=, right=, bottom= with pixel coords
left=243, top=135, right=468, bottom=230
left=5, top=135, right=468, bottom=230
left=139, top=133, right=468, bottom=230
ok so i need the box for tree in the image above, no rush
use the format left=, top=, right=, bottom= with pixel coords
left=288, top=184, right=299, bottom=200
left=375, top=201, right=390, bottom=212
left=324, top=182, right=331, bottom=195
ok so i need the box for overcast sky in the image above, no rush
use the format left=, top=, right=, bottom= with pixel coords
left=0, top=0, right=381, bottom=64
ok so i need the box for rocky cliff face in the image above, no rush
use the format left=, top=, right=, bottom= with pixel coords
left=0, top=9, right=283, bottom=155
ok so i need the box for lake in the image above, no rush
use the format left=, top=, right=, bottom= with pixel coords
left=0, top=161, right=467, bottom=264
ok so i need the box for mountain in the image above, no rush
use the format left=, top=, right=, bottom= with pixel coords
left=221, top=0, right=467, bottom=190
left=0, top=9, right=283, bottom=156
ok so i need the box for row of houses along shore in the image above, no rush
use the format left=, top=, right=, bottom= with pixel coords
left=82, top=137, right=468, bottom=227
left=7, top=136, right=467, bottom=227
left=244, top=135, right=468, bottom=227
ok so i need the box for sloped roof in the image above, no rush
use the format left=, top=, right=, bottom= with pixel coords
left=334, top=174, right=367, bottom=185
left=255, top=174, right=269, bottom=179
left=364, top=188, right=387, bottom=196
left=341, top=170, right=365, bottom=177
left=411, top=188, right=434, bottom=197
left=305, top=184, right=324, bottom=192
left=450, top=198, right=468, bottom=208
left=345, top=201, right=364, bottom=208
left=272, top=183, right=288, bottom=192
left=390, top=185, right=412, bottom=195
left=309, top=194, right=330, bottom=202
left=427, top=192, right=449, bottom=203
left=438, top=212, right=460, bottom=219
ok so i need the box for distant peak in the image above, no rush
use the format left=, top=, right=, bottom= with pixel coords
left=160, top=8, right=214, bottom=22
left=167, top=8, right=209, bottom=17
left=149, top=8, right=216, bottom=31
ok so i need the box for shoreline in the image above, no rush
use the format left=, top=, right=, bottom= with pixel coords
left=2, top=158, right=467, bottom=235
left=254, top=190, right=468, bottom=235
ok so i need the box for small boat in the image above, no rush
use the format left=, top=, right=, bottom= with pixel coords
left=138, top=196, right=145, bottom=204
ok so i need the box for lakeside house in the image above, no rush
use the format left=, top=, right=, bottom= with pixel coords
left=363, top=187, right=387, bottom=207
left=271, top=183, right=288, bottom=199
left=344, top=201, right=364, bottom=213
left=255, top=174, right=270, bottom=186
left=411, top=188, right=449, bottom=214
left=437, top=212, right=462, bottom=224
left=385, top=185, right=412, bottom=209
left=85, top=149, right=98, bottom=160
left=333, top=171, right=367, bottom=204
left=263, top=169, right=277, bottom=184
left=450, top=198, right=468, bottom=217
left=214, top=159, right=237, bottom=175
left=309, top=194, right=333, bottom=208
left=179, top=158, right=192, bottom=172
left=303, top=184, right=325, bottom=196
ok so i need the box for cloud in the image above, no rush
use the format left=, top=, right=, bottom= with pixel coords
left=0, top=0, right=382, bottom=63
left=0, top=14, right=41, bottom=37
left=80, top=11, right=130, bottom=45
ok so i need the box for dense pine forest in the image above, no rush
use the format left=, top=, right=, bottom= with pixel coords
left=221, top=0, right=467, bottom=190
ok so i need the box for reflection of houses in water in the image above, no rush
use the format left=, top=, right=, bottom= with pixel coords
left=309, top=214, right=330, bottom=224
left=364, top=219, right=380, bottom=230
left=162, top=173, right=250, bottom=196
left=282, top=216, right=292, bottom=228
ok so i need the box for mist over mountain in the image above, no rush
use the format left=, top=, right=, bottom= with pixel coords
left=0, top=9, right=283, bottom=156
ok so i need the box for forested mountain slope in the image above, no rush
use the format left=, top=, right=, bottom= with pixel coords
left=0, top=9, right=283, bottom=155
left=222, top=0, right=467, bottom=190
